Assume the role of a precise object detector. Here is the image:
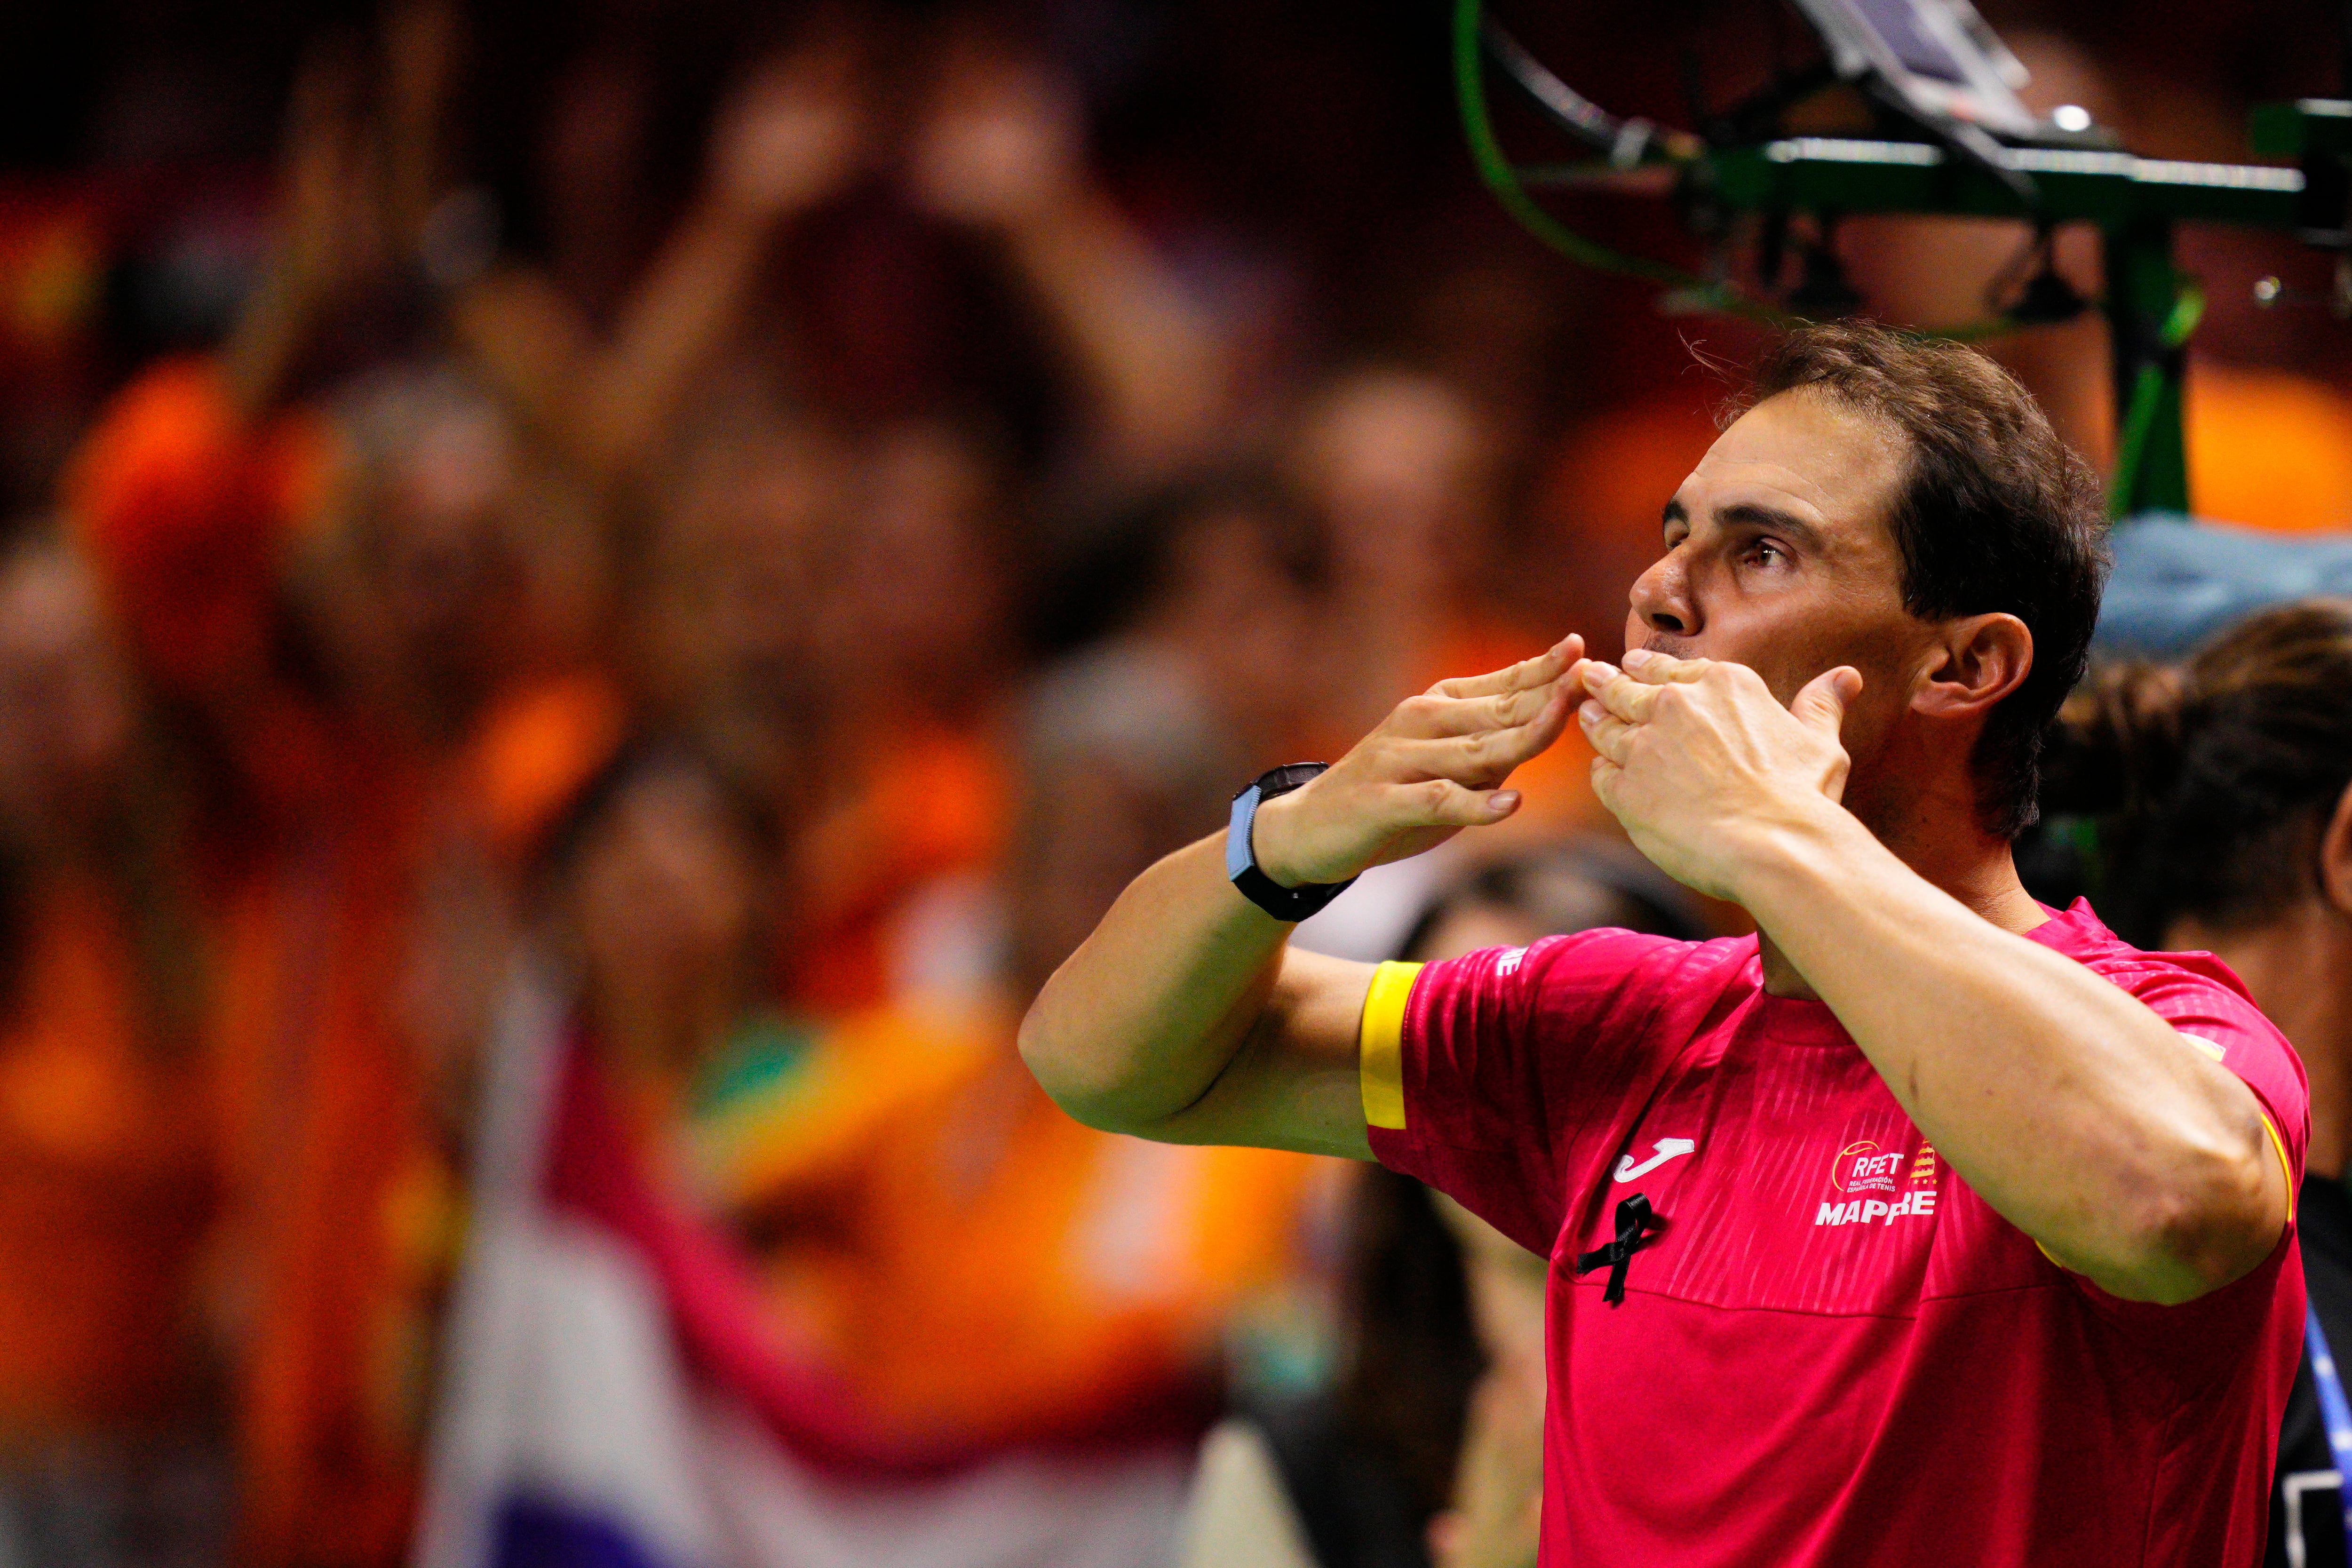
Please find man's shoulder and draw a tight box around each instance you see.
[2028,898,2266,1008]
[1463,925,1755,999]
[1408,928,1759,1058]
[2028,900,2306,1137]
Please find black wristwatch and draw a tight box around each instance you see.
[1227,764,1357,922]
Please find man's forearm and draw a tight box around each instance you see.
[1022,638,1576,1157]
[1020,833,1292,1131]
[1737,807,2283,1302]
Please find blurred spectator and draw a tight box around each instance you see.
[179,362,617,1568]
[536,690,1318,1563]
[306,363,607,753]
[0,531,225,1568]
[1292,368,1596,830]
[634,414,845,794]
[1025,465,1336,893]
[1294,368,1505,738]
[625,399,1017,1020]
[556,741,779,1107]
[779,416,1017,1016]
[905,31,1234,483]
[61,95,621,1561]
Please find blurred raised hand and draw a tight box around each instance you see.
[908,39,1229,478]
[227,32,389,417]
[576,39,869,482]
[382,0,462,254]
[708,44,867,228]
[906,51,1084,232]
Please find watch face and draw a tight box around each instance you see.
[1258,762,1331,799]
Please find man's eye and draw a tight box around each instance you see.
[1745,541,1787,567]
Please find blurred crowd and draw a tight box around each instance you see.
[2,1,2352,1567]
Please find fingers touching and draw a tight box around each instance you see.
[1620,646,1712,684]
[1398,633,1583,748]
[1262,633,1588,885]
[1376,632,1583,815]
[1575,654,1863,762]
[1429,634,1583,701]
[1393,696,1571,787]
[1574,656,1677,742]
[1391,680,1565,741]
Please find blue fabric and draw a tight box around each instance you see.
[2306,1306,2352,1544]
[2096,514,2352,657]
[494,1495,675,1568]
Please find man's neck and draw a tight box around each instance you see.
[1756,821,2043,1000]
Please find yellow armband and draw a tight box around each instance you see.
[1359,961,1422,1132]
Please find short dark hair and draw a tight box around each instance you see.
[1735,321,2109,838]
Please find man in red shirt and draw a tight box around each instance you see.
[1020,320,2307,1565]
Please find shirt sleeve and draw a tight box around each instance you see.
[2130,956,2310,1194]
[2048,953,2312,1369]
[1360,930,1723,1256]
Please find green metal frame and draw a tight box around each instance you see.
[1711,138,2260,512]
[1456,0,2327,517]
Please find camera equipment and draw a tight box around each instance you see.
[1459,0,2352,520]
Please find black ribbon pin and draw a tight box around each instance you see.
[1575,1193,1665,1306]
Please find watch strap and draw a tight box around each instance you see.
[1227,764,1356,922]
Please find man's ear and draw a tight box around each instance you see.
[2320,779,2352,921]
[1912,612,2033,721]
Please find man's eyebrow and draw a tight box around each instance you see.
[1660,496,1829,550]
[1716,501,1827,549]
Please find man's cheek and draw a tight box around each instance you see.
[1741,655,1811,709]
[1834,688,1901,765]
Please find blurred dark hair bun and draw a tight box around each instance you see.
[2048,597,2352,944]
[2039,661,2188,820]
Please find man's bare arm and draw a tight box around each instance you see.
[1581,649,2288,1306]
[1019,836,1375,1158]
[1019,637,1584,1158]
[1741,819,2285,1305]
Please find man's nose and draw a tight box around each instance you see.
[1629,553,1696,637]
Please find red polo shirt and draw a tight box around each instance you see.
[1362,900,2306,1566]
